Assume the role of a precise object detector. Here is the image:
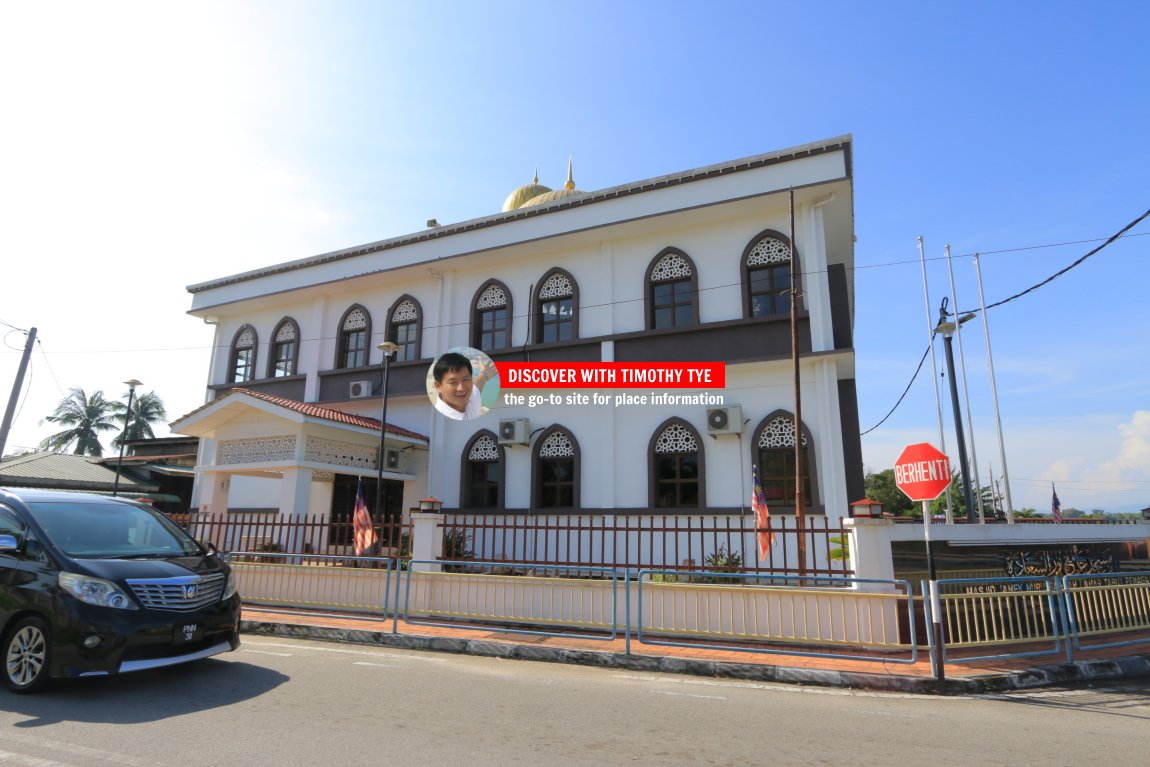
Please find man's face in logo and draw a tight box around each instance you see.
[434,366,474,413]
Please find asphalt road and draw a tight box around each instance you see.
[1,636,1148,766]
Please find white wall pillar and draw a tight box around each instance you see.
[196,470,231,515]
[843,517,895,585]
[812,358,848,520]
[410,512,445,572]
[279,468,314,518]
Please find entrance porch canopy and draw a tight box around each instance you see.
[170,388,428,516]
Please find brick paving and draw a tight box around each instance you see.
[240,607,1150,694]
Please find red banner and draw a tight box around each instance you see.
[496,362,725,389]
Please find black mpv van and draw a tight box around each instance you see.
[0,488,240,693]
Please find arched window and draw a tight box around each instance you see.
[268,318,299,378]
[229,325,257,383]
[649,418,704,509]
[534,268,577,343]
[743,231,794,318]
[532,426,579,510]
[336,305,371,369]
[387,296,422,362]
[472,280,512,352]
[752,412,817,509]
[461,431,504,509]
[646,248,698,330]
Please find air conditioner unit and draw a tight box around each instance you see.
[349,380,373,399]
[498,418,530,446]
[705,404,743,435]
[384,448,402,471]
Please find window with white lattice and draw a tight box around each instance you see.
[387,296,422,362]
[472,280,512,352]
[647,248,698,330]
[651,419,703,508]
[462,431,503,509]
[534,268,577,343]
[753,412,814,508]
[230,325,257,383]
[269,318,299,377]
[337,305,371,369]
[744,231,794,318]
[533,426,579,509]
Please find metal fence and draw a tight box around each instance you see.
[440,513,852,577]
[184,512,411,558]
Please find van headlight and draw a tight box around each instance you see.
[222,570,237,601]
[59,572,139,610]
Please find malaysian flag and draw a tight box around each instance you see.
[353,479,377,556]
[1051,483,1063,524]
[752,464,776,560]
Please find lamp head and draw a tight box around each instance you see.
[123,378,142,390]
[377,341,400,358]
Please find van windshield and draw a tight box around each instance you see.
[28,500,203,559]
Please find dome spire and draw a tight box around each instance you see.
[565,155,575,190]
[533,165,540,185]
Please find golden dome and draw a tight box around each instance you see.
[502,167,553,212]
[520,156,584,208]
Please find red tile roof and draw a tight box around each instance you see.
[231,389,428,442]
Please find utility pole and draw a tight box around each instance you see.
[0,326,37,459]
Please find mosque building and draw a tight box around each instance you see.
[173,135,862,541]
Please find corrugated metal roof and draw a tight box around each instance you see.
[0,452,150,488]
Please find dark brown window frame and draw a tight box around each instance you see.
[267,317,300,378]
[741,229,797,319]
[229,324,258,383]
[335,304,372,370]
[532,267,579,344]
[385,294,423,362]
[530,424,580,511]
[459,429,505,510]
[471,279,514,352]
[751,409,819,511]
[647,417,706,510]
[645,247,700,330]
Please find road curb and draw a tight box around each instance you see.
[239,619,1150,696]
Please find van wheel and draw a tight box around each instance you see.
[4,617,51,693]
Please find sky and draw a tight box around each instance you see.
[1,1,1147,514]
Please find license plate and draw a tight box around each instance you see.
[173,623,202,644]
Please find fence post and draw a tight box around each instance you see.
[843,517,896,588]
[410,512,445,573]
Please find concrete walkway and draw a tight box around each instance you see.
[240,608,1150,695]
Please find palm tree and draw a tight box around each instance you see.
[39,388,119,456]
[111,390,168,447]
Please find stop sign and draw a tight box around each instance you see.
[894,443,952,502]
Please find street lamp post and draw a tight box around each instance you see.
[933,311,976,522]
[374,342,400,525]
[112,379,142,497]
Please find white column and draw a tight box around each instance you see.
[843,517,895,584]
[802,198,834,352]
[812,358,848,520]
[410,512,445,572]
[278,468,313,518]
[303,296,327,401]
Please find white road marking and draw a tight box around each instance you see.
[353,661,399,669]
[245,639,446,662]
[0,733,160,767]
[0,750,73,767]
[650,690,726,700]
[240,649,293,657]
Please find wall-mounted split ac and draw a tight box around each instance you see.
[349,380,373,399]
[498,418,530,446]
[705,404,743,435]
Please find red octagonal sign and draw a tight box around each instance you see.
[894,443,952,502]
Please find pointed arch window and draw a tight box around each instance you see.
[472,281,512,352]
[534,269,577,343]
[230,325,257,383]
[753,413,815,508]
[650,419,704,509]
[269,318,299,377]
[387,296,422,362]
[337,305,371,369]
[461,431,503,509]
[744,232,793,318]
[647,248,698,330]
[533,427,579,509]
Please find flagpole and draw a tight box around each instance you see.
[973,255,1015,523]
[945,245,984,522]
[919,237,953,523]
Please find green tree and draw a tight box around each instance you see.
[38,388,118,456]
[111,390,167,447]
[862,469,914,516]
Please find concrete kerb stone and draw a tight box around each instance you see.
[238,620,1150,695]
